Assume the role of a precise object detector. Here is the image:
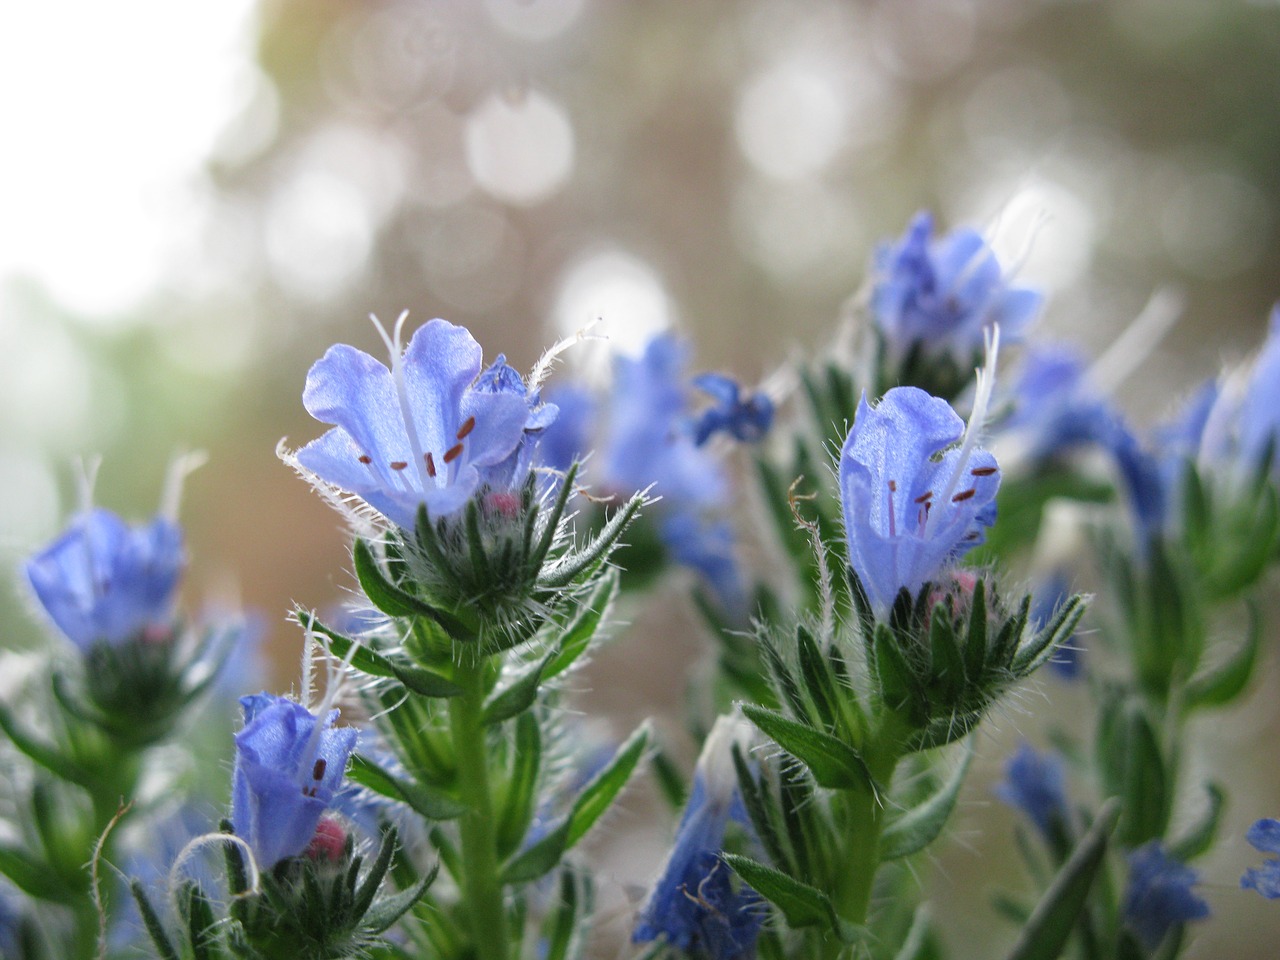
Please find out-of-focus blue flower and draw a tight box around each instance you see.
[634,714,762,960]
[231,693,358,869]
[536,385,596,475]
[661,510,746,615]
[690,374,773,447]
[1030,574,1083,680]
[840,387,1000,615]
[871,211,1042,363]
[994,742,1068,839]
[296,318,535,529]
[602,335,727,508]
[1122,842,1209,950]
[1241,818,1280,899]
[25,508,184,651]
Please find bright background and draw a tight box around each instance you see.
[3,2,1280,956]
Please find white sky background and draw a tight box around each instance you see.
[0,0,258,318]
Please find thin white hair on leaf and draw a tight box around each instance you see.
[160,449,208,523]
[1088,286,1186,397]
[276,439,387,535]
[167,832,262,911]
[528,318,607,393]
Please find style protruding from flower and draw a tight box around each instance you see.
[690,373,774,447]
[839,356,1001,616]
[231,692,358,870]
[1241,818,1280,899]
[26,508,184,652]
[634,713,762,960]
[295,315,548,530]
[994,742,1069,840]
[1122,842,1209,951]
[870,211,1041,365]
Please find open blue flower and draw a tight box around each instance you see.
[634,715,762,960]
[1122,842,1209,950]
[871,211,1042,363]
[25,508,184,651]
[690,373,773,447]
[231,693,358,869]
[296,318,536,529]
[1241,818,1280,899]
[994,742,1068,839]
[839,386,1000,615]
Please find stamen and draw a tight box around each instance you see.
[370,310,431,495]
[887,480,897,538]
[443,443,464,464]
[951,489,977,503]
[358,455,372,465]
[390,461,408,471]
[312,758,326,781]
[914,491,933,503]
[425,452,437,478]
[970,466,997,476]
[456,416,476,440]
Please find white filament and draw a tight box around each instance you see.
[371,311,432,496]
[1087,287,1185,397]
[159,450,208,523]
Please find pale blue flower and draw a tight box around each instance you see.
[1123,842,1209,950]
[472,353,558,491]
[690,374,773,446]
[839,387,1000,615]
[536,384,596,475]
[1241,818,1280,899]
[994,742,1068,838]
[231,693,358,869]
[661,510,746,615]
[871,211,1042,363]
[297,318,535,529]
[25,508,183,651]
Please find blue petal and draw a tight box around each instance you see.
[1247,818,1280,854]
[1123,842,1209,950]
[993,742,1068,838]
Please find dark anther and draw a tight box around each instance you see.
[456,416,476,440]
[914,491,933,503]
[425,452,437,477]
[312,758,326,781]
[888,479,897,492]
[443,443,464,463]
[390,461,408,471]
[970,466,997,476]
[951,489,977,503]
[358,454,372,464]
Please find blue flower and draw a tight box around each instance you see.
[296,317,536,529]
[471,353,558,491]
[536,384,596,475]
[602,335,727,508]
[1123,842,1209,950]
[231,693,358,869]
[1241,818,1280,899]
[994,742,1068,839]
[690,374,774,447]
[839,386,1000,616]
[661,510,746,615]
[24,508,184,651]
[871,211,1042,363]
[634,715,762,960]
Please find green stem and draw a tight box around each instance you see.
[449,653,508,960]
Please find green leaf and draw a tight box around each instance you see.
[794,624,839,734]
[347,754,467,820]
[483,650,555,726]
[0,703,92,787]
[544,869,591,960]
[537,493,644,589]
[1184,600,1261,710]
[892,904,934,960]
[873,624,926,726]
[543,568,619,680]
[881,740,974,860]
[741,705,874,794]
[363,863,439,934]
[497,713,542,858]
[1119,705,1169,847]
[1003,798,1120,960]
[298,609,462,698]
[1012,595,1088,676]
[928,605,964,702]
[131,880,180,960]
[1168,782,1225,862]
[353,539,471,638]
[502,721,650,883]
[963,579,989,681]
[0,845,77,904]
[721,855,865,944]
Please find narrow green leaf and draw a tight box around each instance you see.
[722,854,865,944]
[531,462,581,571]
[1119,705,1169,847]
[963,579,988,682]
[0,703,92,787]
[742,704,874,794]
[1012,595,1088,676]
[363,863,438,934]
[928,606,964,702]
[497,713,542,858]
[483,650,555,726]
[1003,798,1120,960]
[794,625,839,733]
[1184,600,1261,710]
[873,623,926,725]
[537,493,644,589]
[892,904,933,960]
[544,869,585,960]
[181,882,219,960]
[761,641,808,723]
[881,740,975,860]
[732,747,793,875]
[544,569,619,680]
[1168,783,1225,863]
[353,828,402,920]
[353,539,472,638]
[131,881,180,960]
[347,754,467,820]
[298,609,462,698]
[0,845,76,903]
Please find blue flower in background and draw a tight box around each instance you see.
[1241,818,1280,899]
[25,508,184,651]
[602,334,727,508]
[840,387,1000,615]
[472,353,558,492]
[994,742,1068,839]
[1122,842,1209,950]
[1030,574,1083,680]
[231,693,358,869]
[661,510,747,615]
[871,211,1042,363]
[634,714,762,960]
[536,384,596,476]
[296,317,535,529]
[690,373,773,447]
